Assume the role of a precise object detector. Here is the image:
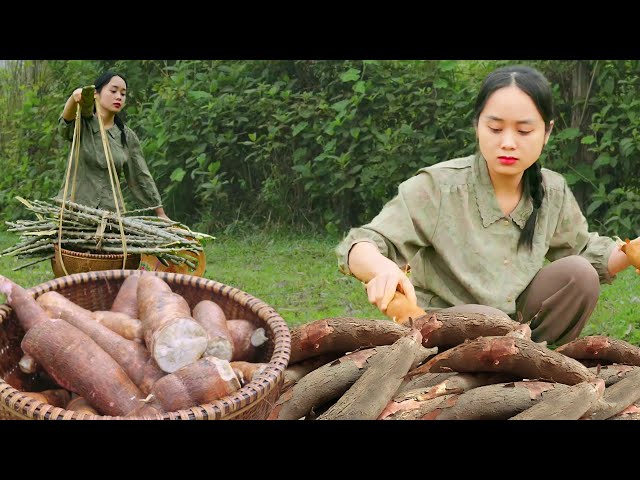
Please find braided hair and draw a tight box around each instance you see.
[93,71,128,148]
[473,65,554,250]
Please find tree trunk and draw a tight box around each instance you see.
[570,60,597,210]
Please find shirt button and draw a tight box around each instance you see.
[503,259,510,265]
[507,297,513,302]
[503,220,510,226]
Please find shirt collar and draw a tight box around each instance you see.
[472,153,533,229]
[89,116,118,139]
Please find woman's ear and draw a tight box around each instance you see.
[544,120,554,145]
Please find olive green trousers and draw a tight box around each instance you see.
[438,255,601,346]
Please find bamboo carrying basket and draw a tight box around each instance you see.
[51,245,141,278]
[0,270,291,420]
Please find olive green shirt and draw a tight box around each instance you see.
[336,154,617,315]
[56,116,162,211]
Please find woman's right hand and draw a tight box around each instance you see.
[71,87,83,104]
[365,267,418,313]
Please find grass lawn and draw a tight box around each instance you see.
[1,229,639,344]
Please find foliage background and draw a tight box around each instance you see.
[2,60,639,240]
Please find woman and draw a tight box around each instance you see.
[336,65,634,345]
[57,71,169,219]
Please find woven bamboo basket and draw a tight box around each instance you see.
[0,270,290,420]
[51,245,141,278]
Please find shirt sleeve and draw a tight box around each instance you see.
[546,180,617,284]
[123,129,163,210]
[57,115,75,142]
[335,171,441,275]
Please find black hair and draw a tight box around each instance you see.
[94,71,128,148]
[473,65,554,250]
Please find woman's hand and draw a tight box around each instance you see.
[365,267,417,313]
[72,87,83,104]
[155,207,171,222]
[347,241,419,313]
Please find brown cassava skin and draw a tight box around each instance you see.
[423,336,595,385]
[192,300,234,361]
[589,364,640,387]
[395,371,519,401]
[270,348,384,420]
[382,394,458,420]
[382,372,518,419]
[37,291,165,395]
[273,343,435,421]
[289,318,410,364]
[36,290,92,318]
[137,274,208,373]
[318,330,424,420]
[110,274,140,318]
[66,396,99,415]
[21,319,147,416]
[581,369,640,420]
[230,361,268,386]
[384,381,570,420]
[609,401,640,420]
[412,312,528,349]
[428,381,570,420]
[92,311,143,343]
[23,389,71,408]
[282,353,343,391]
[509,379,605,420]
[150,356,241,412]
[556,336,640,366]
[227,319,268,362]
[0,275,50,330]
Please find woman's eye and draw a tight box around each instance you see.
[489,127,502,133]
[519,131,532,135]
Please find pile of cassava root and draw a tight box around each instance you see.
[0,273,269,417]
[269,314,640,420]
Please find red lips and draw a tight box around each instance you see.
[498,156,517,166]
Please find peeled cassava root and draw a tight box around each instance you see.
[136,273,208,373]
[192,300,234,361]
[621,238,640,274]
[277,312,640,420]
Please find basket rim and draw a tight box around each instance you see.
[54,244,140,260]
[0,269,291,420]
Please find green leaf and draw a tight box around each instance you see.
[248,133,257,142]
[353,81,366,94]
[188,91,213,101]
[581,135,596,145]
[438,60,457,71]
[586,200,603,216]
[593,154,611,169]
[292,122,308,137]
[556,128,581,140]
[620,138,635,157]
[170,167,186,182]
[564,173,578,186]
[434,79,449,89]
[340,68,361,82]
[331,99,350,112]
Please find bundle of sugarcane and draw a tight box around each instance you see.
[0,197,214,271]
